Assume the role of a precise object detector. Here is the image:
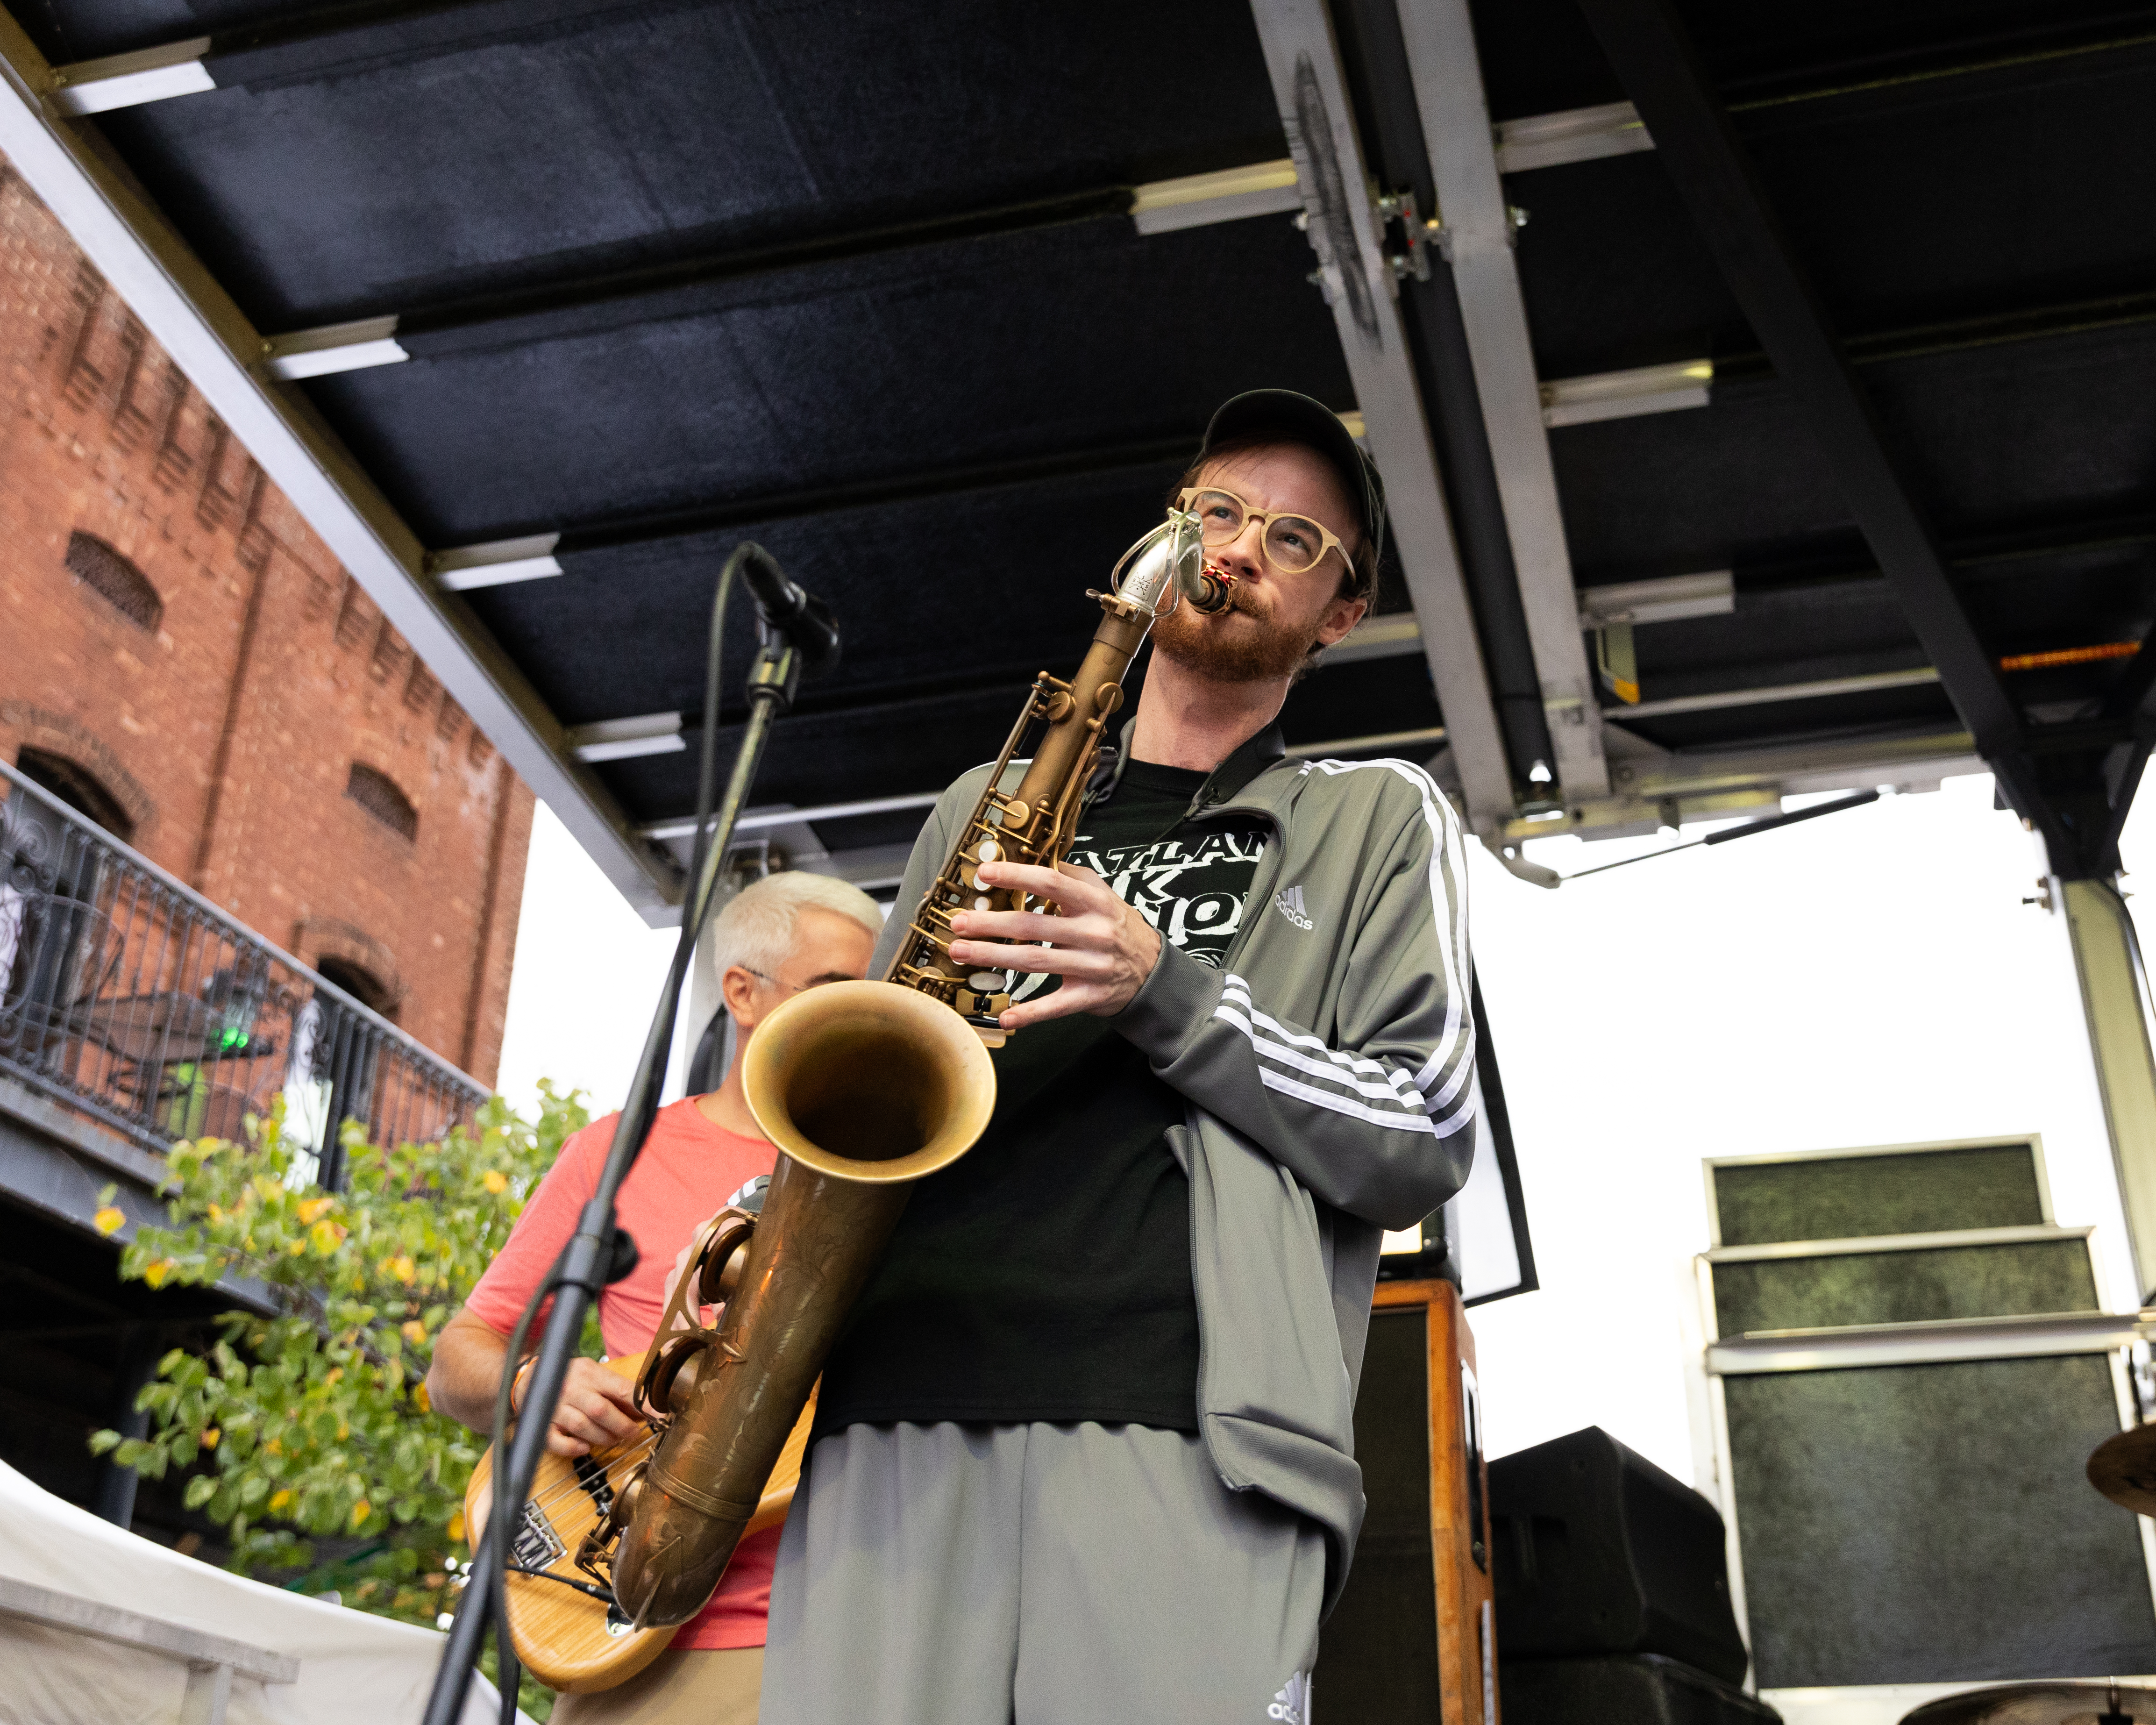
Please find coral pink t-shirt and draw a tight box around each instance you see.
[464,1097,780,1649]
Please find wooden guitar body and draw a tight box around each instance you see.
[463,1353,815,1695]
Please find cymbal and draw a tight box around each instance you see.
[2090,1423,2156,1516]
[1903,1685,2156,1725]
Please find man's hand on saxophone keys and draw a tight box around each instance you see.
[947,860,1163,1030]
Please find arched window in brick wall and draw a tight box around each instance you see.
[64,532,162,632]
[15,746,136,844]
[316,955,397,1019]
[345,763,417,841]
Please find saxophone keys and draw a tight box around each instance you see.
[1043,691,1074,722]
[1094,684,1124,715]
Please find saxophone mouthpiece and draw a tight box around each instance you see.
[1187,562,1238,615]
[1112,509,1206,617]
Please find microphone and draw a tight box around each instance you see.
[742,551,842,675]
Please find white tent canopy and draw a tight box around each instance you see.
[0,1461,519,1725]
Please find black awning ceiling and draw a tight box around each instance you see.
[17,0,2156,892]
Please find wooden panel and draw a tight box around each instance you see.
[1316,1279,1498,1725]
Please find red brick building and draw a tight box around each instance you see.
[0,155,533,1085]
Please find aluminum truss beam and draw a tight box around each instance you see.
[0,4,682,921]
[1574,0,2070,865]
[1395,0,1609,803]
[1245,0,1515,832]
[2060,878,2156,1303]
[1522,726,1985,848]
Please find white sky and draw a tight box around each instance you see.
[496,769,2156,1485]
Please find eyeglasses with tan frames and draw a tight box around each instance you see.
[1176,486,1352,577]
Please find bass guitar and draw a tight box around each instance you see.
[464,1354,813,1694]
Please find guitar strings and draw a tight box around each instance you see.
[518,1429,662,1521]
[493,1430,660,1541]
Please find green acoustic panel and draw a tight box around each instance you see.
[1712,1240,2098,1336]
[1713,1146,2043,1247]
[1724,1355,2154,1687]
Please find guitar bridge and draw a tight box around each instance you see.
[512,1500,567,1571]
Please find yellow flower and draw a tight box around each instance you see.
[92,1207,124,1236]
[401,1320,427,1347]
[264,1437,281,1456]
[389,1255,416,1284]
[143,1259,173,1289]
[298,1197,334,1225]
[482,1169,507,1195]
[269,1489,293,1512]
[310,1219,343,1255]
[446,1509,465,1543]
[413,1382,432,1414]
[287,1237,307,1256]
[350,1498,372,1528]
[324,1367,344,1385]
[200,1428,219,1449]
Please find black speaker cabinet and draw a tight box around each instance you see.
[1499,1654,1779,1725]
[1316,1279,1498,1725]
[1489,1427,1748,1683]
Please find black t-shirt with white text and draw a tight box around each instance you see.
[814,758,1267,1435]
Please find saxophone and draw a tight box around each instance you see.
[603,507,1217,1629]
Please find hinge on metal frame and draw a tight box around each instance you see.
[1374,188,1437,283]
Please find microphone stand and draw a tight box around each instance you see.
[423,550,813,1725]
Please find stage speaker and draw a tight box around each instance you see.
[1489,1427,1747,1683]
[1315,1279,1496,1725]
[1719,1350,2156,1685]
[1701,1138,2156,1689]
[1499,1654,1779,1725]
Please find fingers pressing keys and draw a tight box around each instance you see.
[946,860,1163,1031]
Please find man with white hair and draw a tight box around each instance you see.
[428,869,881,1725]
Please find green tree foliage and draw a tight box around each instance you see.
[92,1083,591,1669]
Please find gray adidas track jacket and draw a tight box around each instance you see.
[868,722,1477,1613]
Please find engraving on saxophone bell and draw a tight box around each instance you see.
[605,508,1196,1629]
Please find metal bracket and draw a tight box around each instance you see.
[1375,187,1436,282]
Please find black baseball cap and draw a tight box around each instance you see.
[1199,389,1388,577]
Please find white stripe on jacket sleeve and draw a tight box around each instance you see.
[1203,756,1473,1136]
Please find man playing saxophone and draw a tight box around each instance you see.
[760,390,1478,1725]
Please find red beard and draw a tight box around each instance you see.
[1150,581,1320,683]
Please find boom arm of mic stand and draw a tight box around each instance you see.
[421,641,802,1725]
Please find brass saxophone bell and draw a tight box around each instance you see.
[609,984,998,1629]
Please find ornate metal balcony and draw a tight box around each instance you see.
[0,757,488,1184]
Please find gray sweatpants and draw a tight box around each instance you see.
[758,1421,1325,1725]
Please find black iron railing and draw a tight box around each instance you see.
[0,757,489,1183]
